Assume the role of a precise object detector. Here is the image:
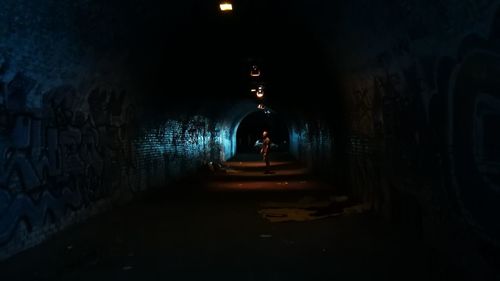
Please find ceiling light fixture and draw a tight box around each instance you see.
[219,2,233,11]
[250,65,261,77]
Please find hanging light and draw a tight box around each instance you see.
[219,2,233,11]
[250,65,261,77]
[255,85,264,98]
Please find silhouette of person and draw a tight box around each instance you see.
[260,131,272,174]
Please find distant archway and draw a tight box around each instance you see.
[236,110,289,154]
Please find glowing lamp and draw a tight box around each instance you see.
[257,104,265,110]
[250,65,261,77]
[220,3,233,11]
[256,91,264,98]
[251,89,257,92]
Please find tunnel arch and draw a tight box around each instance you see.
[211,100,305,160]
[235,109,290,154]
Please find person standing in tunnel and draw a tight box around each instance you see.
[260,131,272,174]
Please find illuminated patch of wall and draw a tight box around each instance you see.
[133,115,232,189]
[218,124,233,161]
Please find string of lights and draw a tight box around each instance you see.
[219,1,270,114]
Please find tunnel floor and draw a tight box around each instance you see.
[0,154,433,281]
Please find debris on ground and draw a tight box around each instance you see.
[343,203,371,215]
[202,161,228,174]
[258,196,370,223]
[258,207,342,222]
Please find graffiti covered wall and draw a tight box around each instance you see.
[0,74,229,260]
[0,0,230,260]
[301,0,500,277]
[289,118,334,179]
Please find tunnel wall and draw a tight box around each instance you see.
[296,0,500,277]
[289,117,334,179]
[0,0,231,260]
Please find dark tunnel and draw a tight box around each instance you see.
[0,0,500,280]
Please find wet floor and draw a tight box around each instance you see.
[0,155,433,281]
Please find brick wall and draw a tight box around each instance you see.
[0,108,231,261]
[133,116,230,191]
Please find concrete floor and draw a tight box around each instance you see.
[0,155,433,281]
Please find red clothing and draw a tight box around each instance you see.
[261,137,271,155]
[261,137,271,172]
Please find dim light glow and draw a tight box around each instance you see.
[251,71,261,77]
[250,66,261,77]
[251,89,257,92]
[220,3,233,11]
[258,104,265,110]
